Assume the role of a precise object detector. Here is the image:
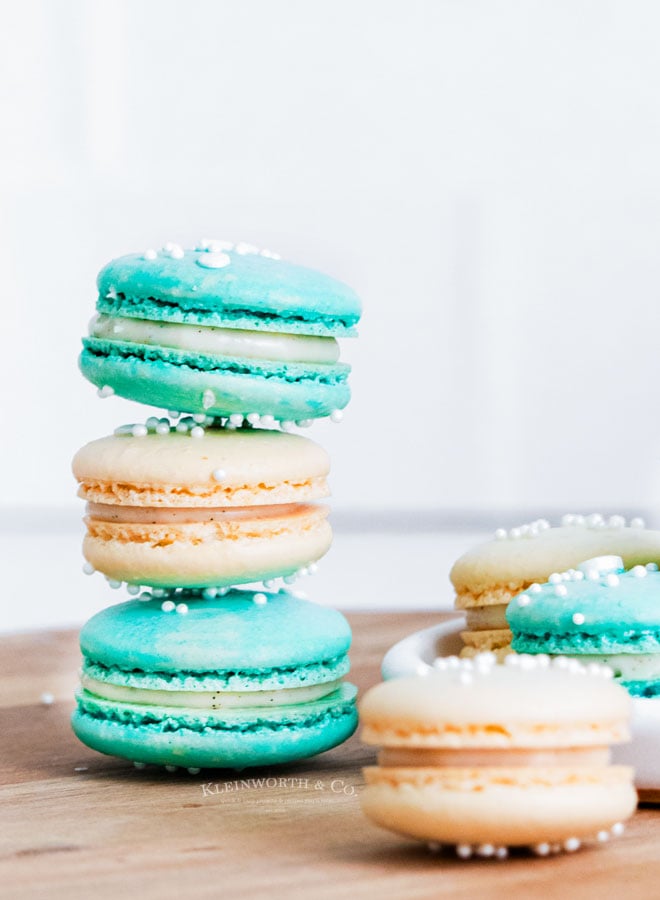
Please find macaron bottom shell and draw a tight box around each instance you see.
[71,684,358,769]
[80,341,351,421]
[361,765,637,846]
[81,509,332,588]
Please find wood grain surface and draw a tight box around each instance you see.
[1,612,659,900]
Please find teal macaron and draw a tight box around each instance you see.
[80,241,361,423]
[507,557,660,697]
[71,589,358,769]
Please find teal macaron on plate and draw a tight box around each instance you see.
[71,589,358,770]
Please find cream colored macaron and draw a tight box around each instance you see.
[360,654,636,856]
[72,428,332,588]
[451,514,660,656]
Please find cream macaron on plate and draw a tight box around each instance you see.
[72,426,332,589]
[362,655,636,856]
[382,617,660,799]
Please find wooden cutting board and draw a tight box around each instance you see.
[1,612,659,899]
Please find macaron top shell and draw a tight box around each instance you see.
[451,523,660,597]
[360,665,631,748]
[97,249,362,337]
[80,590,352,675]
[72,429,330,507]
[507,566,660,636]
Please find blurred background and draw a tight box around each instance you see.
[3,0,660,627]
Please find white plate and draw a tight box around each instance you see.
[381,615,660,795]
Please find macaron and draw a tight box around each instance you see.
[72,427,332,588]
[80,242,361,423]
[71,589,358,769]
[450,514,660,657]
[507,556,660,697]
[360,654,636,855]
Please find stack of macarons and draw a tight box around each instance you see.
[450,514,660,658]
[71,240,361,770]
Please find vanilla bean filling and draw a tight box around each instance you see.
[86,501,318,525]
[377,746,611,768]
[90,314,340,364]
[81,675,343,710]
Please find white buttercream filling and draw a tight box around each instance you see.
[576,653,660,680]
[81,675,342,709]
[378,746,611,768]
[90,314,340,364]
[86,501,314,525]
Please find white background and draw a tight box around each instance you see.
[3,1,660,627]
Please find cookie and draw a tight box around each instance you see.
[72,427,331,588]
[508,556,660,697]
[80,242,361,423]
[450,514,660,656]
[71,589,358,769]
[360,654,636,855]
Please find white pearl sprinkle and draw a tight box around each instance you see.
[260,249,281,259]
[176,603,188,615]
[156,422,170,435]
[611,822,625,837]
[263,580,276,590]
[165,765,178,773]
[494,528,507,540]
[133,761,147,769]
[190,426,205,439]
[127,585,140,596]
[138,592,152,602]
[202,587,218,599]
[572,613,586,626]
[586,513,604,528]
[212,468,227,483]
[647,562,659,572]
[564,837,580,852]
[597,830,610,842]
[229,414,244,427]
[296,419,313,428]
[456,844,473,859]
[495,846,508,859]
[632,565,647,578]
[573,514,586,525]
[260,414,276,428]
[476,844,494,857]
[97,385,115,398]
[281,420,295,432]
[152,589,166,598]
[630,517,646,529]
[330,409,344,423]
[555,584,568,597]
[176,422,190,434]
[517,595,531,607]
[605,574,620,587]
[548,573,562,584]
[533,843,550,856]
[561,514,575,526]
[131,424,148,438]
[168,410,180,418]
[307,563,319,575]
[529,583,542,594]
[196,252,230,269]
[107,579,122,589]
[187,767,201,775]
[608,515,626,529]
[246,413,261,425]
[40,692,54,706]
[416,663,432,676]
[82,562,95,575]
[163,243,184,259]
[161,600,175,612]
[509,527,522,540]
[143,248,158,260]
[253,593,268,606]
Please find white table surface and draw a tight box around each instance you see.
[0,520,488,633]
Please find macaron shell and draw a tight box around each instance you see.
[359,669,631,748]
[81,506,332,587]
[73,429,330,506]
[361,765,637,845]
[451,525,660,606]
[80,341,351,420]
[72,684,358,769]
[97,249,362,337]
[80,591,352,674]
